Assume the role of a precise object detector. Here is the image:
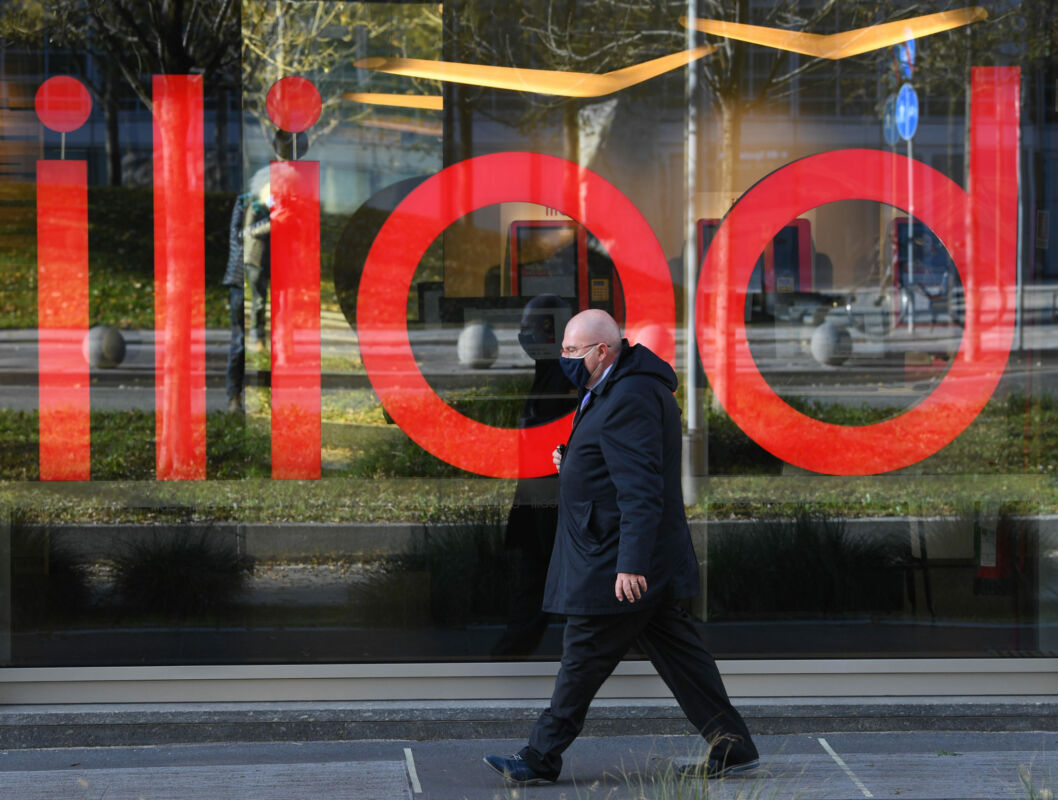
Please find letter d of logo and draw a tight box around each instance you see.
[696,67,1019,476]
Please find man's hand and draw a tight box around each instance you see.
[615,573,647,603]
[552,445,564,471]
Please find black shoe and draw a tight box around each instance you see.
[675,754,759,779]
[482,753,556,785]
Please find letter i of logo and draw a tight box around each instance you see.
[153,75,206,480]
[35,76,92,481]
[266,77,322,480]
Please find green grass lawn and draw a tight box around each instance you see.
[0,182,346,330]
[3,384,1058,523]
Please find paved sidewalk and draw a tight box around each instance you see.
[4,698,1058,750]
[1,730,1056,799]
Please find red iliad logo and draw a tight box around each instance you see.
[33,68,1019,480]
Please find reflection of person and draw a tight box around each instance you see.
[222,191,251,412]
[484,309,758,786]
[243,182,272,351]
[222,171,272,413]
[492,295,576,657]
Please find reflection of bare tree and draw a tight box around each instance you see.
[696,0,842,209]
[0,0,239,187]
[443,0,689,163]
[853,1,1056,104]
[240,1,442,153]
[443,0,850,203]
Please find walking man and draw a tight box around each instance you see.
[484,309,758,785]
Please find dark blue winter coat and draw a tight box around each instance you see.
[541,341,700,615]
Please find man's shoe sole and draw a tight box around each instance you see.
[676,758,760,779]
[713,758,759,777]
[481,756,555,786]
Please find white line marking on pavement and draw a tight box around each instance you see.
[818,737,874,798]
[404,747,422,794]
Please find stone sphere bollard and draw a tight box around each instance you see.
[83,325,127,369]
[457,322,498,369]
[810,321,852,367]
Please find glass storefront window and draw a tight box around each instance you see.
[0,1,1055,669]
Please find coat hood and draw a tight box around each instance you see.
[596,339,677,395]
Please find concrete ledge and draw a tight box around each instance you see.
[1,697,1056,749]
[4,659,1057,704]
[27,515,1058,562]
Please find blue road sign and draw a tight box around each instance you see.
[883,93,899,146]
[895,83,918,140]
[895,39,915,79]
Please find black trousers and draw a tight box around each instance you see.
[519,601,756,779]
[225,285,245,401]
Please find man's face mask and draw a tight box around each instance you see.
[559,343,601,389]
[518,327,559,360]
[518,308,562,360]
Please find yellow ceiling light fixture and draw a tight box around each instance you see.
[361,117,443,137]
[343,92,443,111]
[352,44,716,98]
[680,7,987,60]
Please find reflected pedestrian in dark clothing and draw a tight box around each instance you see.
[242,190,272,349]
[222,192,250,412]
[485,309,758,786]
[492,295,576,657]
[222,176,272,412]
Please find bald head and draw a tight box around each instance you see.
[564,309,621,349]
[561,309,622,389]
